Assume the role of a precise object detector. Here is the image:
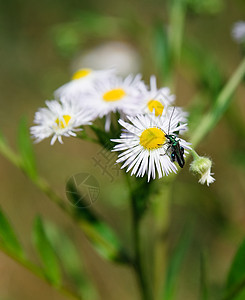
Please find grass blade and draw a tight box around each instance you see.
[0,206,24,259]
[32,216,62,286]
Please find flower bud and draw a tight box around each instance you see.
[190,154,215,186]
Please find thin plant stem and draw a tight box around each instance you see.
[0,244,81,300]
[32,177,122,260]
[131,198,152,300]
[191,56,245,148]
[0,136,22,167]
[152,181,172,300]
[0,140,122,267]
[126,175,153,300]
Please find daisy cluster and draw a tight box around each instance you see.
[31,68,191,180]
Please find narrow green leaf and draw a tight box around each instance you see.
[32,216,61,286]
[200,251,208,300]
[162,224,192,300]
[66,178,129,263]
[0,207,24,258]
[43,221,97,299]
[224,238,245,300]
[18,117,37,179]
[153,22,171,81]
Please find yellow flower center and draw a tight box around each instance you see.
[140,127,166,150]
[103,88,126,102]
[72,68,92,80]
[147,99,164,116]
[55,115,71,129]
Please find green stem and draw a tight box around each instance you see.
[126,176,153,300]
[33,177,122,261]
[132,199,153,300]
[190,149,200,160]
[152,181,172,300]
[132,199,150,300]
[0,244,81,300]
[191,56,245,148]
[0,140,122,267]
[0,136,22,167]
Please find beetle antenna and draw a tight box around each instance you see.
[168,106,175,134]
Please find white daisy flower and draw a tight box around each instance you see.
[137,76,188,127]
[140,75,175,116]
[84,74,145,131]
[232,21,245,44]
[111,113,191,181]
[54,68,114,100]
[31,99,93,145]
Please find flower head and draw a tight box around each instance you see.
[140,76,175,116]
[136,76,188,127]
[31,99,93,145]
[190,153,215,186]
[84,74,145,130]
[232,21,245,44]
[111,113,191,181]
[54,68,114,100]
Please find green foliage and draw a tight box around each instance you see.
[18,117,37,180]
[185,0,223,14]
[0,207,24,259]
[43,220,97,299]
[224,238,245,300]
[162,225,192,300]
[66,178,129,263]
[32,216,62,286]
[153,23,171,82]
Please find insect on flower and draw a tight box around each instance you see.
[111,111,190,181]
[159,107,185,168]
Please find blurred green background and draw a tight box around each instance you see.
[0,0,245,299]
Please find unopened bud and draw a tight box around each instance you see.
[190,152,215,186]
